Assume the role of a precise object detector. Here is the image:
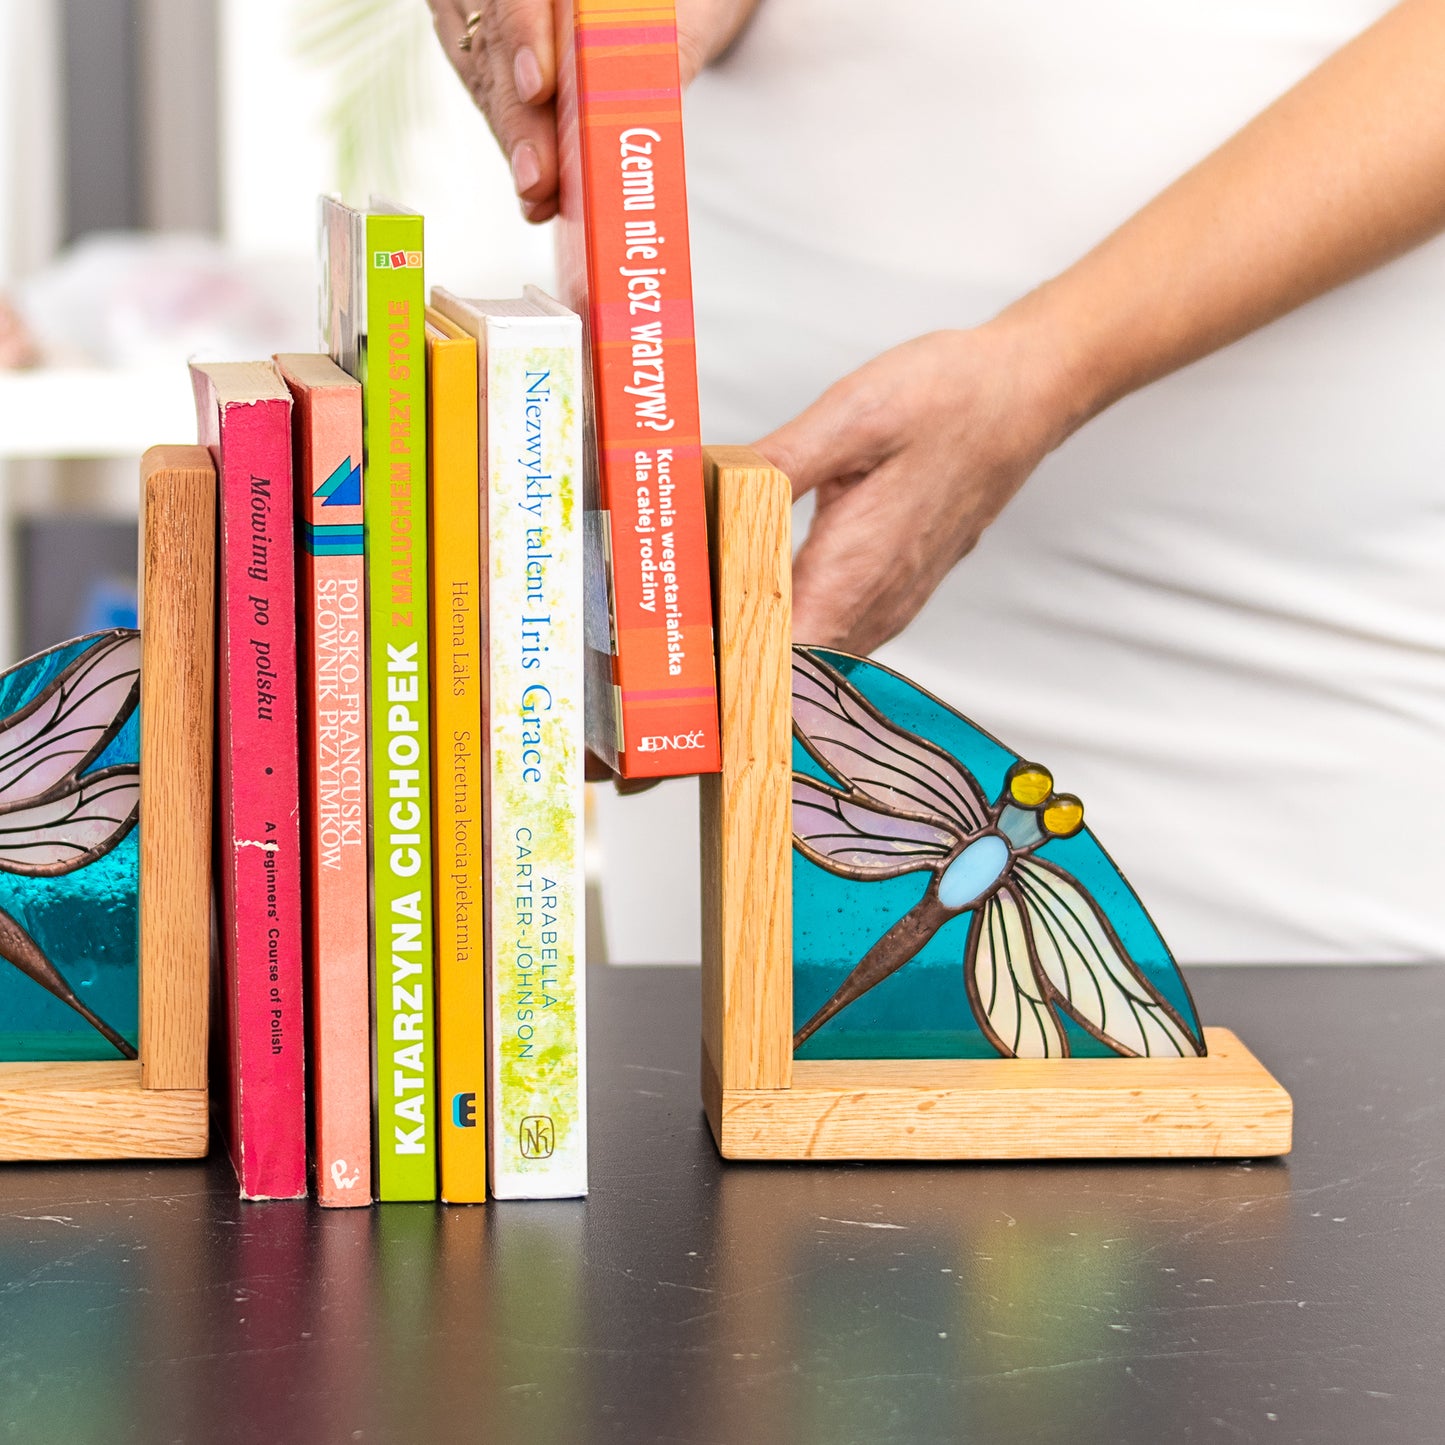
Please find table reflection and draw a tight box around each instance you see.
[697,1158,1292,1444]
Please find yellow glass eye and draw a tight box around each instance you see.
[1008,764,1053,808]
[1042,794,1085,838]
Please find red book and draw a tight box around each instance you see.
[555,0,721,778]
[275,353,372,1207]
[191,360,307,1201]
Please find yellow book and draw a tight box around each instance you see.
[426,309,486,1202]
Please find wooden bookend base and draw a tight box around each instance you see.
[704,1029,1292,1161]
[697,446,1293,1164]
[0,1061,209,1160]
[0,446,213,1162]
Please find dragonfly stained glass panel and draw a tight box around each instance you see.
[0,630,141,1062]
[791,647,1204,1062]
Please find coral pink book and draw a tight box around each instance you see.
[554,0,721,779]
[191,359,307,1201]
[276,353,372,1207]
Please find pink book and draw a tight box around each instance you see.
[191,360,307,1201]
[275,353,372,1207]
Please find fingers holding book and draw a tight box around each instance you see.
[428,0,560,222]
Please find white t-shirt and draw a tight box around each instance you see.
[597,0,1445,964]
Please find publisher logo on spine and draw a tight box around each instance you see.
[519,1115,555,1159]
[636,730,707,754]
[373,250,423,269]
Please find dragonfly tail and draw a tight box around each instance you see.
[0,905,138,1060]
[794,890,954,1051]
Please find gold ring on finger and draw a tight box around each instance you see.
[459,10,483,51]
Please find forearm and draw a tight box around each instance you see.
[1008,0,1445,443]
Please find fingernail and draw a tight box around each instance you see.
[512,142,541,195]
[514,46,544,103]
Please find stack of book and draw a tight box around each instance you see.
[167,1,719,1205]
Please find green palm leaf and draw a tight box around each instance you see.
[293,0,435,198]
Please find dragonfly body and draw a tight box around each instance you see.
[936,832,1012,911]
[790,647,1205,1060]
[795,813,1040,1048]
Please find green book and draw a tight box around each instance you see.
[320,197,436,1200]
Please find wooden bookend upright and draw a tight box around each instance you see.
[0,446,213,1161]
[698,446,1292,1162]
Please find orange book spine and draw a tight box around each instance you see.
[425,312,486,1202]
[556,0,721,778]
[278,354,373,1207]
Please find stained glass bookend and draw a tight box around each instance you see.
[698,447,1292,1162]
[0,630,142,1064]
[0,445,213,1161]
[791,647,1203,1063]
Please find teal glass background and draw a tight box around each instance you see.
[792,649,1200,1060]
[0,637,140,1061]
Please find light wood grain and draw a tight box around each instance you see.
[715,1028,1292,1160]
[139,446,215,1091]
[0,1061,207,1160]
[693,446,1291,1163]
[699,447,793,1094]
[0,449,214,1162]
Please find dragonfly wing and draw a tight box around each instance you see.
[1013,856,1204,1057]
[0,764,139,876]
[963,884,1067,1058]
[0,631,140,806]
[794,773,960,880]
[792,648,990,836]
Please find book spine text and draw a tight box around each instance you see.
[287,369,373,1206]
[556,0,720,778]
[364,215,437,1200]
[487,320,588,1198]
[427,319,487,1202]
[209,391,307,1200]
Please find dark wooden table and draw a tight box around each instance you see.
[1,965,1440,1445]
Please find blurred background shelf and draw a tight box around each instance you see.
[0,366,195,464]
[0,0,548,657]
[0,0,638,961]
[0,363,187,661]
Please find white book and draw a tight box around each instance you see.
[431,286,587,1199]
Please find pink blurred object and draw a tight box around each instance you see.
[0,299,40,369]
[10,233,314,367]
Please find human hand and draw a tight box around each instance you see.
[756,323,1079,656]
[428,0,761,223]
